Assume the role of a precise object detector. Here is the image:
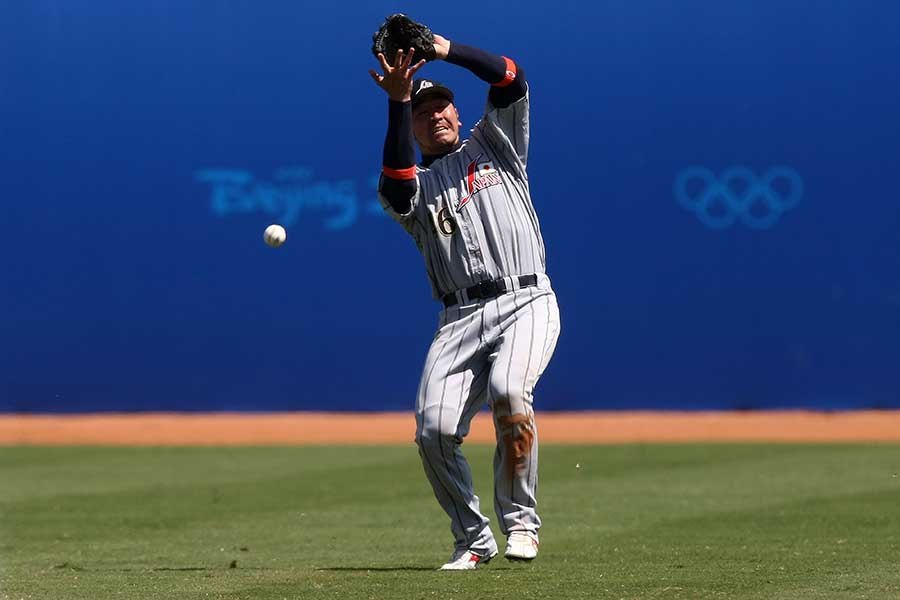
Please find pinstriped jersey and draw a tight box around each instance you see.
[378,89,546,300]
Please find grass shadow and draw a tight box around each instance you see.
[315,566,436,572]
[316,565,517,572]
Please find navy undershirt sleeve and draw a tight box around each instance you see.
[446,42,528,108]
[488,65,527,108]
[381,99,417,214]
[384,99,416,168]
[446,42,507,83]
[381,177,416,214]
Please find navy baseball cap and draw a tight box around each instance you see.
[411,78,454,109]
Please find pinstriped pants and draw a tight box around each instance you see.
[415,274,560,554]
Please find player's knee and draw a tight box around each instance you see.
[489,388,530,413]
[416,424,462,454]
[494,409,536,476]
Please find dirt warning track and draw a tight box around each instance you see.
[1,411,899,445]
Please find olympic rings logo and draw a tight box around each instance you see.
[674,167,803,230]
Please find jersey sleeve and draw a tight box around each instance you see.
[477,85,530,169]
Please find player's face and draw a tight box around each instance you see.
[412,98,461,155]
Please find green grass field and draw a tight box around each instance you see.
[1,444,898,599]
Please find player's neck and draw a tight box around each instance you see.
[420,153,442,167]
[420,141,462,167]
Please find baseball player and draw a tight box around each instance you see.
[369,31,561,570]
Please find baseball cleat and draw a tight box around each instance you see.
[439,548,498,571]
[505,532,539,561]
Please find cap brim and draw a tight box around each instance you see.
[412,86,454,109]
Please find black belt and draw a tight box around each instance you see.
[442,274,538,308]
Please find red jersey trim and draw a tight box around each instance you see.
[382,165,417,180]
[493,57,517,88]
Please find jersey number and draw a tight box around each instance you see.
[436,207,457,236]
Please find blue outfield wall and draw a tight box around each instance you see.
[1,2,899,412]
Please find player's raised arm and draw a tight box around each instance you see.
[432,34,530,166]
[369,49,426,216]
[432,34,527,109]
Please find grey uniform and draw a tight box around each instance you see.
[379,89,561,556]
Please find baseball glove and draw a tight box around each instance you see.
[371,14,437,62]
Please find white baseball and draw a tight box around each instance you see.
[263,224,286,248]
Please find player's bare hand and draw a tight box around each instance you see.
[368,48,426,103]
[433,35,450,60]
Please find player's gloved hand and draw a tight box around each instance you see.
[368,48,426,103]
[372,14,437,62]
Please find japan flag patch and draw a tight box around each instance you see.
[458,157,503,212]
